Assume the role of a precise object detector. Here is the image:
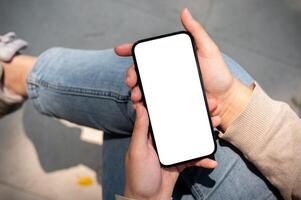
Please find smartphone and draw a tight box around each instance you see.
[132,31,216,166]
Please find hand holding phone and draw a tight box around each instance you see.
[116,9,242,132]
[124,104,218,200]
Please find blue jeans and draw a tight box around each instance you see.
[27,48,282,200]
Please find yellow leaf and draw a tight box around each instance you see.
[77,176,94,186]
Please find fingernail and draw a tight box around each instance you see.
[211,160,218,167]
[184,8,193,20]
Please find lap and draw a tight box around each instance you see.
[29,47,281,199]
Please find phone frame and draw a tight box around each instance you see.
[132,31,216,167]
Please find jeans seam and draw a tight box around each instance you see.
[32,79,130,103]
[119,104,134,127]
[192,186,204,200]
[28,77,134,131]
[27,82,44,114]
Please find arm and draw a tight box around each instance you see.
[219,83,301,200]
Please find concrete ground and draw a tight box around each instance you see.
[0,0,301,199]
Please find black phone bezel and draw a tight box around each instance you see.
[131,31,217,167]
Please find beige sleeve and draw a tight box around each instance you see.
[219,84,301,200]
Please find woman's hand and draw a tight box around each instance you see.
[124,104,219,200]
[115,8,252,131]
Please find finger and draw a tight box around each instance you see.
[147,132,154,146]
[125,65,137,88]
[211,116,221,128]
[207,98,218,114]
[131,101,141,110]
[211,103,222,117]
[176,158,217,173]
[207,95,222,117]
[130,104,149,148]
[131,86,142,103]
[115,43,133,57]
[180,8,218,57]
[191,158,218,169]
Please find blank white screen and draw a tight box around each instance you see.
[134,33,215,165]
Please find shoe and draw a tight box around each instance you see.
[0,63,25,118]
[0,32,27,118]
[0,32,28,62]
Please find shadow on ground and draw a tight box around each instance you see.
[22,102,102,183]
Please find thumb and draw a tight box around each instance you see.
[131,104,149,148]
[180,8,218,57]
[114,43,133,57]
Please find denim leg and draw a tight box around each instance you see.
[27,48,281,200]
[27,47,135,136]
[180,140,282,200]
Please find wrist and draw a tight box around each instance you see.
[219,79,253,131]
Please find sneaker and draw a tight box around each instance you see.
[0,32,28,118]
[0,32,28,62]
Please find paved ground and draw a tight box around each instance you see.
[0,0,301,199]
